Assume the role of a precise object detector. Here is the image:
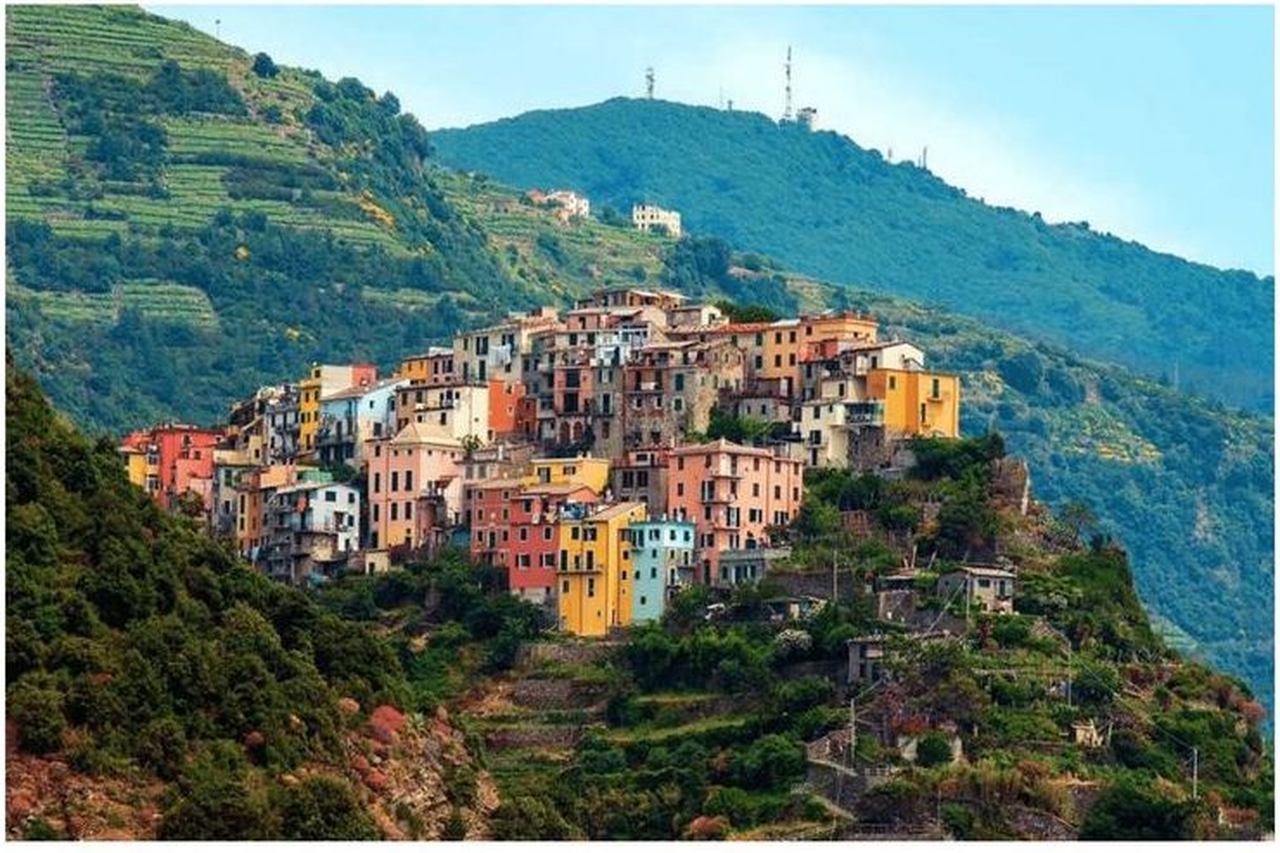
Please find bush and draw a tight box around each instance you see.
[251,53,279,79]
[276,775,377,840]
[136,717,188,780]
[916,732,953,767]
[8,681,66,754]
[1079,777,1194,840]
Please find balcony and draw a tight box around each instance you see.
[845,401,885,427]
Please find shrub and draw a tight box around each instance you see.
[8,680,66,754]
[916,732,954,767]
[1079,777,1194,840]
[276,775,377,840]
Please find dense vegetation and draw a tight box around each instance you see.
[432,97,1274,411]
[4,4,540,433]
[477,437,1271,840]
[5,364,547,839]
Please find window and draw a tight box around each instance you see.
[405,501,413,519]
[373,505,380,522]
[562,580,570,594]
[888,375,896,391]
[676,483,685,497]
[325,490,336,502]
[587,578,595,597]
[932,377,941,398]
[390,503,399,521]
[390,471,399,492]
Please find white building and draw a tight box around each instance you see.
[261,481,361,585]
[632,203,683,238]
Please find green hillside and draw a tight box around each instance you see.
[431,98,1274,412]
[782,274,1273,715]
[3,4,1271,714]
[3,4,573,431]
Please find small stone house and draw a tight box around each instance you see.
[937,564,1016,614]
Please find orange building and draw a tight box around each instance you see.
[395,347,456,385]
[865,368,961,438]
[666,439,804,584]
[488,377,525,436]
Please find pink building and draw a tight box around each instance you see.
[366,422,465,551]
[666,439,804,584]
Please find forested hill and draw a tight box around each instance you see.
[4,4,550,433]
[431,97,1274,412]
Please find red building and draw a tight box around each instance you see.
[469,478,599,604]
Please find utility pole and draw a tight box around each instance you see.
[783,46,793,121]
[645,67,655,100]
[1192,748,1199,800]
[848,695,856,767]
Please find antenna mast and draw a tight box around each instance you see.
[783,46,793,121]
[645,67,655,100]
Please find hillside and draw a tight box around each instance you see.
[431,97,1274,412]
[4,5,672,433]
[10,364,1270,839]
[5,362,550,839]
[3,4,1271,714]
[320,435,1273,840]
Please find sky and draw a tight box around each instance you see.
[150,4,1275,275]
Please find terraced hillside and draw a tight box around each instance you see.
[3,4,530,430]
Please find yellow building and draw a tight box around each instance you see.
[866,369,961,438]
[298,364,377,455]
[526,456,611,495]
[557,502,648,637]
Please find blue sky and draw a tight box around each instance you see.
[150,4,1274,275]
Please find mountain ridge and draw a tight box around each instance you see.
[431,96,1274,412]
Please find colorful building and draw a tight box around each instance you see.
[317,377,408,466]
[394,381,491,443]
[119,423,224,512]
[666,439,804,584]
[395,347,455,385]
[629,518,696,623]
[261,481,360,585]
[556,501,648,636]
[366,422,465,551]
[527,455,611,494]
[470,480,600,604]
[299,363,376,455]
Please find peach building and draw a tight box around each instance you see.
[366,422,466,551]
[666,439,804,584]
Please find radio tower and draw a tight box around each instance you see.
[645,67,655,99]
[783,46,793,121]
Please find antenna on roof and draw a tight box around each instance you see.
[645,66,655,100]
[783,46,793,121]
